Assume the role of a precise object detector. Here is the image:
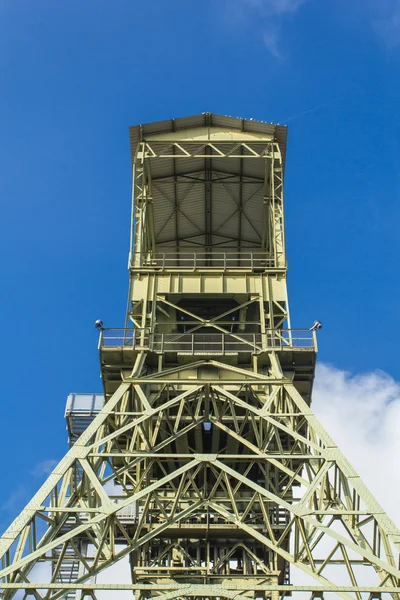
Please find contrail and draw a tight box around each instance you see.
[281,92,349,123]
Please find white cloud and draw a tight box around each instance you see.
[290,362,400,588]
[31,458,58,478]
[313,362,400,522]
[0,459,59,533]
[229,1,400,54]
[95,552,132,600]
[0,484,28,514]
[373,0,400,48]
[227,0,310,56]
[237,0,307,15]
[263,26,282,58]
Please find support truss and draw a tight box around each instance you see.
[1,114,399,599]
[1,356,399,599]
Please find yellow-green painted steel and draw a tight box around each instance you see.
[0,114,399,599]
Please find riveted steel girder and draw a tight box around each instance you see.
[1,115,399,600]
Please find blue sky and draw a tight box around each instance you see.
[1,0,400,531]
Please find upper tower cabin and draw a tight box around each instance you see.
[128,112,287,271]
[99,114,316,404]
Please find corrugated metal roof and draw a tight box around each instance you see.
[129,113,287,165]
[130,113,287,252]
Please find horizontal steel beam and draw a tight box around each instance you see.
[1,583,400,592]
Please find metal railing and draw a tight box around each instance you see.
[100,328,317,353]
[130,251,282,271]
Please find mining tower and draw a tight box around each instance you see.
[1,114,400,599]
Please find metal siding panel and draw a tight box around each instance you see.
[130,114,288,165]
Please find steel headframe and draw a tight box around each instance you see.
[1,114,399,600]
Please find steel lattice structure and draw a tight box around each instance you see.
[1,113,400,599]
